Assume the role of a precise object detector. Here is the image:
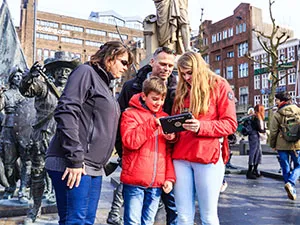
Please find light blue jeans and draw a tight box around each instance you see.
[173,157,224,225]
[277,150,300,185]
[123,184,162,225]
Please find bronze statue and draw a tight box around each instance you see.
[19,52,80,222]
[153,0,191,53]
[0,66,34,204]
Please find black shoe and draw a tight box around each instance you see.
[246,171,257,179]
[252,170,261,177]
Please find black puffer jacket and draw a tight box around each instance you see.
[116,64,177,157]
[46,64,120,169]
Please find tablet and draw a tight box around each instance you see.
[159,112,193,134]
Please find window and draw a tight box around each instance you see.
[254,75,260,89]
[262,73,268,89]
[61,37,83,45]
[238,42,248,57]
[227,51,234,58]
[36,20,58,28]
[287,46,295,61]
[239,87,248,105]
[288,68,296,84]
[86,28,106,36]
[254,56,260,69]
[243,23,246,32]
[254,95,261,106]
[37,49,42,61]
[278,71,286,86]
[238,63,248,78]
[215,69,220,75]
[85,40,104,47]
[278,49,285,63]
[289,91,296,103]
[223,30,227,39]
[261,53,268,67]
[50,50,55,58]
[228,28,233,37]
[62,24,83,32]
[226,66,233,79]
[43,49,49,60]
[212,34,216,43]
[36,33,58,41]
[203,38,208,46]
[262,94,269,108]
[203,55,209,64]
[217,32,222,41]
[215,55,221,61]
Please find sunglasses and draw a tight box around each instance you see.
[120,59,129,66]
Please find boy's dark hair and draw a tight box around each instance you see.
[142,76,167,97]
[275,91,292,102]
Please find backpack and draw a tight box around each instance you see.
[279,110,300,142]
[241,118,253,136]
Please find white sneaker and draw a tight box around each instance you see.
[284,182,297,200]
[220,181,228,193]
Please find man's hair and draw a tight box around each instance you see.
[142,76,167,97]
[153,46,176,59]
[275,91,292,102]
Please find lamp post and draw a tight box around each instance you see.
[33,0,37,63]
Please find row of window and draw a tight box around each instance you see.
[210,23,246,44]
[37,20,131,39]
[89,16,143,30]
[254,69,296,89]
[209,42,248,64]
[36,48,81,62]
[253,46,296,69]
[36,32,127,45]
[253,91,296,107]
[214,63,249,79]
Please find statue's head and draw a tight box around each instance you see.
[8,66,23,87]
[44,51,81,86]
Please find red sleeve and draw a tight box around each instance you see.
[165,144,176,183]
[197,79,238,137]
[120,110,158,150]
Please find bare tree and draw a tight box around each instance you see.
[247,0,292,122]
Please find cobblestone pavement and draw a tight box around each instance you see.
[1,155,300,225]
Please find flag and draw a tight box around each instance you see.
[0,0,28,86]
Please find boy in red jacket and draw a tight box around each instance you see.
[120,76,176,225]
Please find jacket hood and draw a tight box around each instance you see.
[278,104,299,117]
[129,93,163,114]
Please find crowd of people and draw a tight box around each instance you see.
[0,40,300,225]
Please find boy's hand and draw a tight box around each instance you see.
[156,118,161,126]
[163,133,176,141]
[162,180,173,194]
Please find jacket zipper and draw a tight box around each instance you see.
[149,127,159,187]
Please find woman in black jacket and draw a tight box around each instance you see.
[45,41,133,225]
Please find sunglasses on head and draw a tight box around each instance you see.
[120,59,129,66]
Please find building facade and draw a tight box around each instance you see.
[18,0,145,67]
[199,3,295,114]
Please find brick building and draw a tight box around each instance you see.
[18,0,145,68]
[199,3,295,115]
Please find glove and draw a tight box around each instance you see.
[29,61,45,77]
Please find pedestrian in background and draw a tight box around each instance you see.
[45,41,133,224]
[171,51,237,225]
[269,91,300,201]
[246,104,266,179]
[120,76,176,225]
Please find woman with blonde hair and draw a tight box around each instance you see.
[171,51,237,225]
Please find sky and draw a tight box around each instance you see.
[4,0,300,37]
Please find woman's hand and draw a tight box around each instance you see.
[162,180,173,194]
[182,117,200,133]
[62,164,87,189]
[163,133,176,141]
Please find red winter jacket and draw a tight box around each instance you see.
[172,78,237,164]
[120,93,176,187]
